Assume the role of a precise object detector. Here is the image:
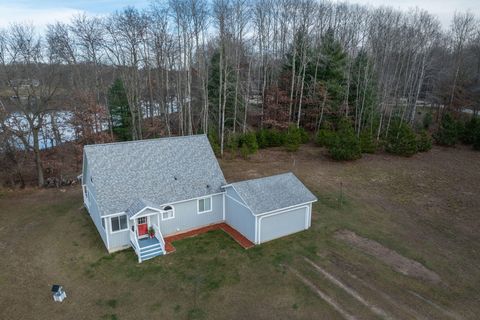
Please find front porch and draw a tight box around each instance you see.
[127,203,169,263]
[130,229,165,262]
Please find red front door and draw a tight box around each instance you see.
[137,217,148,237]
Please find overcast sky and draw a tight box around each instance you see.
[0,0,478,31]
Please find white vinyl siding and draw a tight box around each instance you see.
[111,215,128,232]
[197,197,212,214]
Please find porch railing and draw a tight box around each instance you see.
[152,224,165,252]
[130,229,142,263]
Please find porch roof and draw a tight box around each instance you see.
[125,198,161,218]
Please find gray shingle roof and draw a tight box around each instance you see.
[125,198,157,218]
[228,172,317,215]
[84,135,226,216]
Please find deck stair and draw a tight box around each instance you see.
[132,237,164,262]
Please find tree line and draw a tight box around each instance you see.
[0,0,479,187]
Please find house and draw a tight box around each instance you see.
[82,135,317,262]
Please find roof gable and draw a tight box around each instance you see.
[84,135,226,216]
[228,172,317,215]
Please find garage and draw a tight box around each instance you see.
[224,172,317,245]
[258,205,310,243]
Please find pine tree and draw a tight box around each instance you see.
[328,118,362,160]
[108,78,132,141]
[350,51,377,131]
[386,120,418,156]
[434,113,459,146]
[207,50,240,130]
[315,29,348,113]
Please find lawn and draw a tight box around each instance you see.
[0,144,479,319]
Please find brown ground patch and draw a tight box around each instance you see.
[335,229,441,283]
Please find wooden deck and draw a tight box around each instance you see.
[138,237,160,248]
[164,222,255,253]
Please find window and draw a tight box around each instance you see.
[162,205,174,221]
[137,217,147,225]
[101,218,105,229]
[198,197,212,214]
[111,215,128,232]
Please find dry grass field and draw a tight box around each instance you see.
[0,144,479,319]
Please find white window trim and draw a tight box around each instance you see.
[110,215,129,234]
[197,196,213,214]
[161,206,175,221]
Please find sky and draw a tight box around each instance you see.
[0,0,478,31]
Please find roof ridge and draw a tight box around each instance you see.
[84,134,207,149]
[231,172,294,184]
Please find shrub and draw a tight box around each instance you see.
[434,113,459,146]
[256,128,285,148]
[474,129,480,151]
[240,143,250,159]
[422,112,433,130]
[416,130,432,152]
[256,129,268,148]
[316,128,335,148]
[385,121,418,156]
[359,131,377,154]
[298,127,310,144]
[460,117,479,145]
[285,125,302,152]
[238,132,258,155]
[328,118,362,161]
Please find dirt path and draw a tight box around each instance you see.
[335,230,441,283]
[284,265,357,320]
[303,257,393,320]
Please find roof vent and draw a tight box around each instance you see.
[206,184,210,188]
[174,176,177,181]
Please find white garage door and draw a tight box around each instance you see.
[259,206,308,243]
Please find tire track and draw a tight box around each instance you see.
[346,271,426,320]
[304,257,394,320]
[284,264,357,320]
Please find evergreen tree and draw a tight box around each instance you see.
[434,113,459,146]
[315,29,348,113]
[416,130,433,152]
[316,121,335,148]
[108,78,132,141]
[285,124,302,152]
[359,130,377,153]
[460,117,479,144]
[328,118,362,160]
[386,120,418,156]
[350,51,377,130]
[207,50,240,130]
[283,29,348,120]
[473,128,480,151]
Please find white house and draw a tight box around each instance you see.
[82,135,317,262]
